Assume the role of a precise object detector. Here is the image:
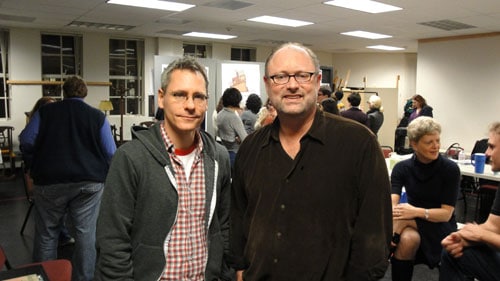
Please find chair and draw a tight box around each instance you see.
[461,138,497,223]
[110,125,121,147]
[0,244,72,281]
[444,142,464,160]
[20,161,34,235]
[0,126,16,178]
[380,145,393,158]
[474,183,498,223]
[394,127,412,155]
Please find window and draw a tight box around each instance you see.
[109,39,143,115]
[231,47,256,61]
[41,34,82,99]
[183,43,210,58]
[0,30,9,118]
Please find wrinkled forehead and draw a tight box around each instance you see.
[267,46,315,72]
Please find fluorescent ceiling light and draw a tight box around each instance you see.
[341,30,391,39]
[367,45,405,51]
[183,32,237,40]
[107,0,195,12]
[247,16,313,27]
[323,0,402,14]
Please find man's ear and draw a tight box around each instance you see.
[158,88,165,109]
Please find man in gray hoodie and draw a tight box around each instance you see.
[95,57,232,281]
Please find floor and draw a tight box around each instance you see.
[0,169,74,269]
[0,168,482,280]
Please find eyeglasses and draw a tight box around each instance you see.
[170,92,208,105]
[268,72,316,85]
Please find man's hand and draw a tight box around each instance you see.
[442,232,467,258]
[459,223,485,243]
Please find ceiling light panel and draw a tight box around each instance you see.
[247,16,313,27]
[183,32,236,40]
[324,0,402,14]
[107,0,195,12]
[367,45,405,51]
[341,30,391,39]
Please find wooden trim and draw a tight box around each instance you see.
[6,80,112,86]
[419,32,500,44]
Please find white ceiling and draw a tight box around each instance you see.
[1,0,500,53]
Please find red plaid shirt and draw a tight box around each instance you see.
[161,125,207,280]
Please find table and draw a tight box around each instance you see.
[457,163,500,182]
[457,162,500,222]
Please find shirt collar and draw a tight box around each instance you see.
[160,123,203,155]
[268,110,327,146]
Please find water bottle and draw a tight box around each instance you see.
[400,187,408,203]
[458,150,465,162]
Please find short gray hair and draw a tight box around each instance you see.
[264,42,320,77]
[161,56,208,94]
[368,95,382,110]
[407,117,441,142]
[489,122,500,135]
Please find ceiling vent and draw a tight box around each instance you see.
[157,29,186,35]
[67,21,135,31]
[202,0,253,10]
[0,13,35,23]
[418,19,476,31]
[156,18,192,25]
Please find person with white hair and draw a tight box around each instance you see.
[367,94,384,136]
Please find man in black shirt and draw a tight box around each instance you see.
[440,122,500,281]
[230,42,392,281]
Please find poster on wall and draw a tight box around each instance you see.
[220,63,261,105]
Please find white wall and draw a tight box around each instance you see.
[417,35,500,152]
[9,28,43,137]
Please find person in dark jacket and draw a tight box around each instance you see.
[320,97,339,115]
[340,92,369,126]
[19,76,116,281]
[231,42,392,281]
[367,94,384,136]
[95,57,232,281]
[408,94,433,123]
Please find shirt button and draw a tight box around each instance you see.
[280,204,286,210]
[276,232,282,239]
[273,258,279,263]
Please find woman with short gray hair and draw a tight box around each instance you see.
[389,117,460,281]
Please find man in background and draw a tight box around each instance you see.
[317,85,331,103]
[230,42,392,280]
[95,57,232,281]
[340,92,368,125]
[19,76,116,281]
[440,122,500,281]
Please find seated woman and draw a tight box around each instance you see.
[390,117,460,281]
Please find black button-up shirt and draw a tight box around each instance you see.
[231,110,392,281]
